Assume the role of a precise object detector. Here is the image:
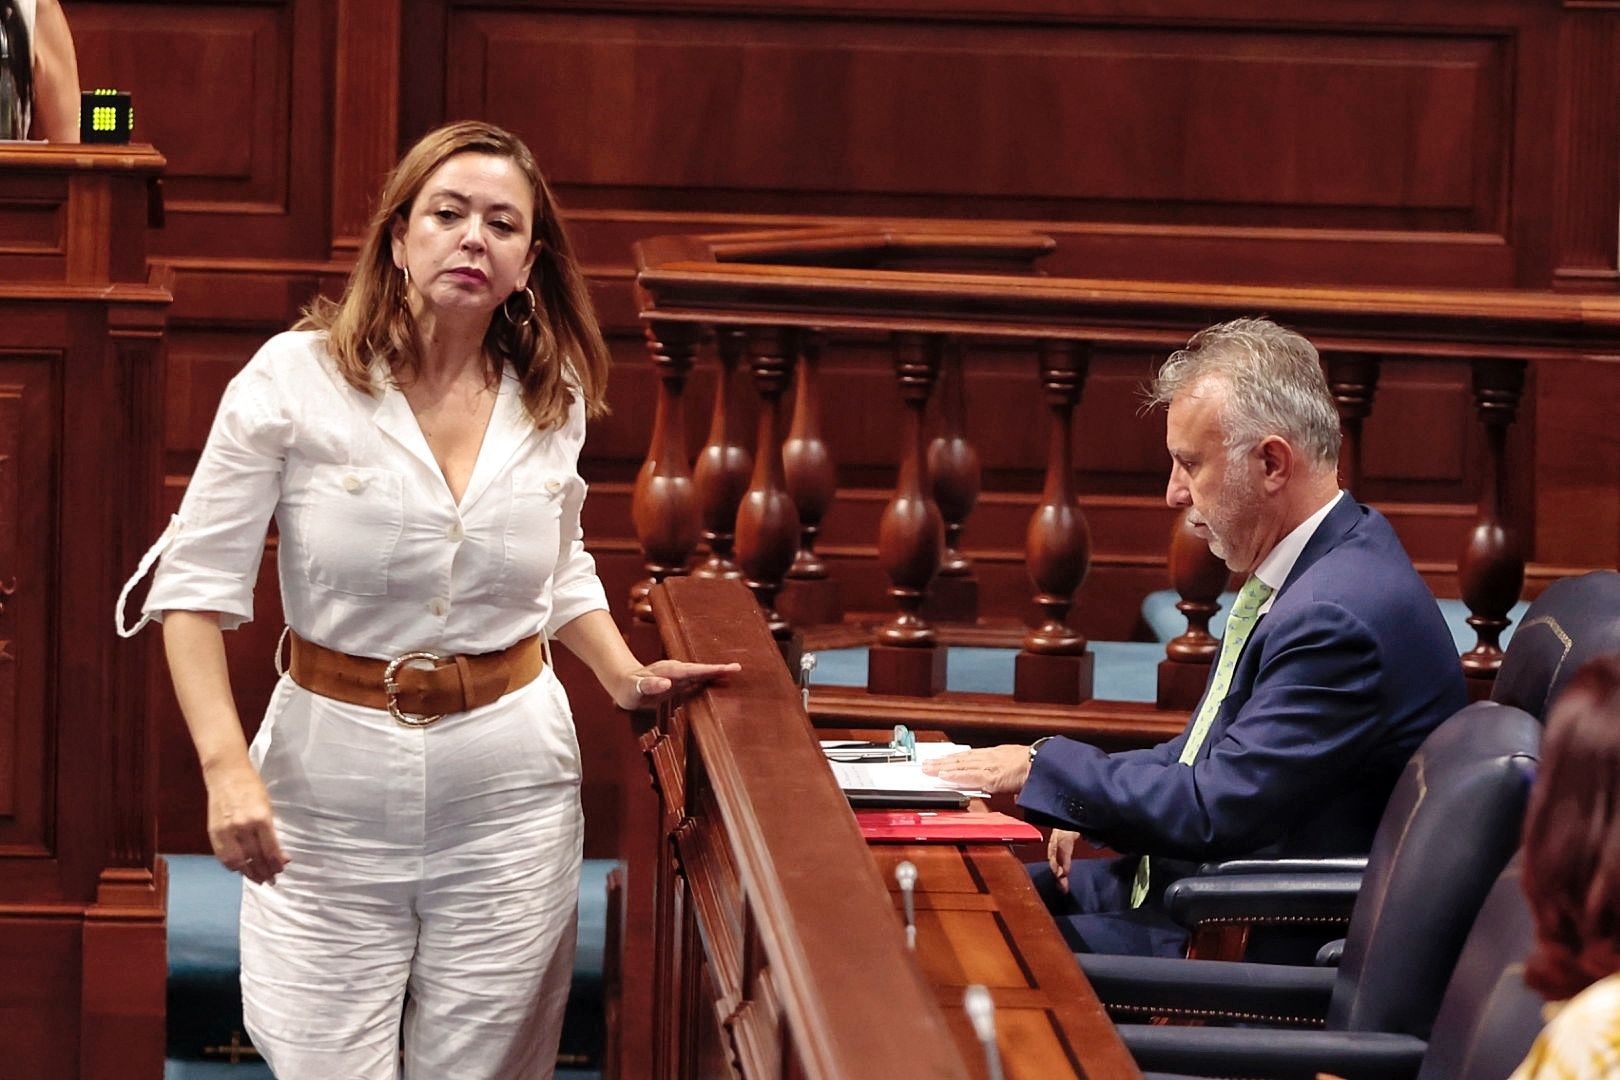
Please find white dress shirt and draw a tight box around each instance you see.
[1251,490,1345,616]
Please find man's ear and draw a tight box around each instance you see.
[1257,435,1294,494]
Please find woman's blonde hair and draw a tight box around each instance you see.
[297,121,609,429]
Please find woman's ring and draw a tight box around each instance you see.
[634,675,649,696]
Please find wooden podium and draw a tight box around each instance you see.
[0,143,170,1079]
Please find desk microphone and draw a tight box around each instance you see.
[799,652,817,711]
[963,985,1005,1080]
[894,860,917,950]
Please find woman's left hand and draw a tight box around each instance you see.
[617,659,741,710]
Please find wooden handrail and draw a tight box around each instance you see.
[637,260,1620,354]
[648,577,970,1079]
[0,142,167,173]
[637,224,1057,271]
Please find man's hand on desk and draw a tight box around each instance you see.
[920,743,1032,794]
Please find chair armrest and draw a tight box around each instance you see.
[1164,871,1364,930]
[1196,856,1369,876]
[1120,1024,1427,1080]
[1079,953,1336,1025]
[1316,938,1345,967]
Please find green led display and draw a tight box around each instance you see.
[78,90,134,144]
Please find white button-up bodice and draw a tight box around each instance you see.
[128,330,608,658]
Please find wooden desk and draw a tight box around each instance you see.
[641,576,1141,1079]
[870,843,1140,1079]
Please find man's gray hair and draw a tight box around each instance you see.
[1147,317,1342,469]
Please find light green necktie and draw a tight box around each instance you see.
[1130,574,1274,908]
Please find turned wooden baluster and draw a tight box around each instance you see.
[924,336,981,624]
[692,327,752,581]
[1014,339,1094,704]
[628,320,702,660]
[1326,352,1381,496]
[1156,509,1231,710]
[869,332,947,697]
[778,328,842,626]
[1459,358,1527,691]
[734,326,802,663]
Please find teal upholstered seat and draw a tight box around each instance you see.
[166,855,248,1062]
[559,858,617,1071]
[810,641,1166,702]
[165,854,618,1077]
[1140,590,1529,653]
[808,594,1527,703]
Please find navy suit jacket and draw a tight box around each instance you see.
[1019,497,1467,862]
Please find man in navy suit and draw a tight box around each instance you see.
[925,317,1467,956]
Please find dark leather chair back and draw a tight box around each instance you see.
[1493,569,1620,719]
[1327,701,1539,1036]
[1417,859,1544,1080]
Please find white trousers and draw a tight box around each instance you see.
[240,666,584,1079]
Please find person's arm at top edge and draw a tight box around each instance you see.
[30,0,81,142]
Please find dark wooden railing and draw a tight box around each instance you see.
[642,576,1141,1079]
[630,225,1620,731]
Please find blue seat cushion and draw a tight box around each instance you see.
[558,858,617,1067]
[164,1061,275,1079]
[166,854,620,1067]
[1142,590,1529,653]
[810,641,1167,703]
[808,592,1523,706]
[166,855,247,1060]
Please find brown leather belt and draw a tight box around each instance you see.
[287,630,544,727]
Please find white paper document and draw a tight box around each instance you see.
[828,759,988,798]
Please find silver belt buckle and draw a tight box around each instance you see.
[383,650,446,728]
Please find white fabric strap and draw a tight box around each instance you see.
[114,514,182,638]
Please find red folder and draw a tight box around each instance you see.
[855,809,1042,843]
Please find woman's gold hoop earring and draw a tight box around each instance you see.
[398,266,411,307]
[502,284,539,330]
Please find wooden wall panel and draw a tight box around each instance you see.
[0,173,70,284]
[0,354,59,857]
[0,919,81,1078]
[459,13,1506,230]
[435,1,1571,289]
[1533,360,1620,568]
[76,7,288,208]
[73,0,334,260]
[1553,13,1620,289]
[330,0,401,253]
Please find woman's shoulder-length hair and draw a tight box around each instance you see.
[1522,653,1620,1002]
[295,120,609,431]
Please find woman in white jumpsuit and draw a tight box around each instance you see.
[119,121,737,1079]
